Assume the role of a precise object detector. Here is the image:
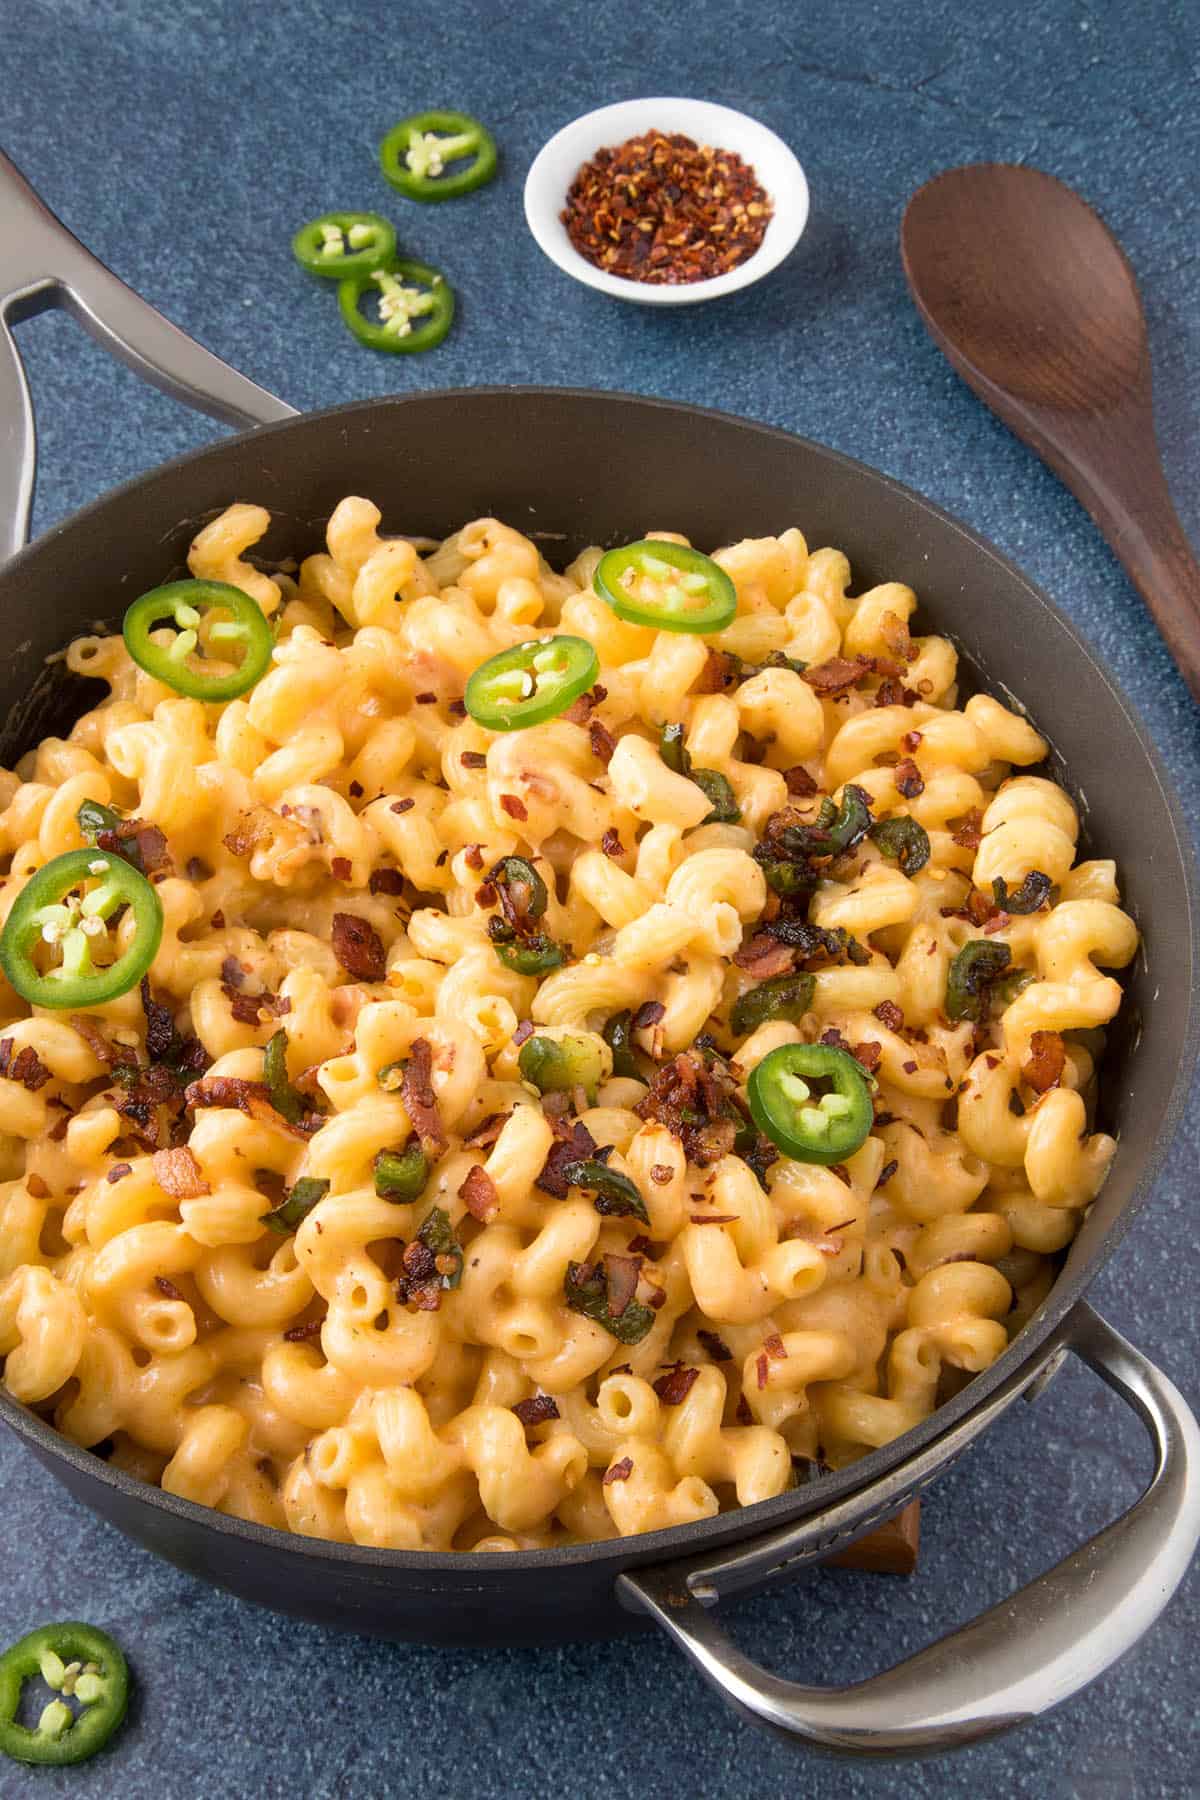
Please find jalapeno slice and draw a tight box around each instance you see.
[945,939,1013,1023]
[747,1043,874,1165]
[292,211,397,277]
[263,1176,329,1234]
[465,636,599,731]
[1,849,163,1010]
[518,1032,606,1100]
[594,540,737,635]
[337,258,455,353]
[379,110,498,202]
[374,1145,430,1201]
[0,1622,128,1767]
[123,580,273,701]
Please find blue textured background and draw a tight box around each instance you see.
[1,1,1197,1794]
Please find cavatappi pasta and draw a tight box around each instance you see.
[0,501,1137,1550]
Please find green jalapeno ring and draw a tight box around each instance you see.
[337,259,455,354]
[466,636,599,732]
[946,939,1013,1023]
[731,972,816,1039]
[494,936,566,976]
[375,1144,430,1201]
[0,849,163,1010]
[594,541,737,635]
[518,1032,606,1101]
[292,211,398,277]
[748,1043,874,1165]
[0,1622,129,1767]
[379,110,498,202]
[123,579,274,701]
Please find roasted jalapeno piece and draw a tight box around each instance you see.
[374,1145,430,1201]
[379,110,498,202]
[0,1622,128,1767]
[691,768,741,824]
[417,1205,463,1287]
[603,1010,653,1082]
[518,1032,606,1100]
[494,937,566,976]
[991,870,1053,914]
[292,211,397,277]
[563,1258,655,1345]
[730,972,816,1038]
[338,259,454,353]
[0,849,163,1010]
[465,636,599,731]
[869,814,931,875]
[747,1042,874,1165]
[263,1176,329,1234]
[945,939,1013,1023]
[123,579,273,701]
[263,1029,304,1124]
[564,1159,650,1224]
[594,540,737,634]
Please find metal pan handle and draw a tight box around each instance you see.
[0,147,297,560]
[620,1304,1200,1759]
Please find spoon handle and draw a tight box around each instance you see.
[1028,397,1200,702]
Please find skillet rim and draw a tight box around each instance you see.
[0,383,1196,1578]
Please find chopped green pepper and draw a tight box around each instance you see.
[375,1145,430,1201]
[292,211,397,277]
[417,1205,463,1287]
[0,849,162,1010]
[564,1259,655,1345]
[692,768,741,825]
[465,636,598,732]
[494,937,566,976]
[660,722,691,775]
[379,110,497,202]
[123,580,274,701]
[603,1010,652,1083]
[731,972,816,1038]
[0,1622,128,1767]
[595,541,737,635]
[869,814,930,875]
[991,870,1053,914]
[946,939,1013,1022]
[263,1176,329,1234]
[338,259,454,353]
[564,1159,650,1224]
[747,1043,874,1165]
[518,1032,606,1100]
[263,1030,303,1124]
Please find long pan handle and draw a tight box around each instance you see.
[0,147,297,560]
[620,1304,1200,1758]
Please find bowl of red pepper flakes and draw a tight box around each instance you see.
[524,97,809,305]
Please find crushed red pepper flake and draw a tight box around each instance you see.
[603,1456,634,1485]
[562,131,773,286]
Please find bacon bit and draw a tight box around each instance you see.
[48,1112,69,1142]
[588,718,616,766]
[220,956,245,990]
[464,843,484,870]
[984,1054,1001,1070]
[901,730,923,753]
[902,1059,919,1075]
[25,1172,50,1198]
[461,751,488,770]
[893,758,925,798]
[695,649,741,693]
[348,781,364,800]
[983,912,1012,936]
[633,1000,666,1031]
[395,1239,442,1311]
[225,991,262,1025]
[222,812,272,858]
[368,868,405,896]
[499,794,528,821]
[184,1076,316,1138]
[819,1027,851,1053]
[448,698,468,718]
[636,1051,740,1167]
[879,611,917,664]
[324,856,350,883]
[828,1163,852,1185]
[756,1351,770,1390]
[601,827,624,859]
[464,1112,513,1154]
[762,1332,787,1361]
[414,691,436,704]
[874,1000,904,1033]
[733,933,795,978]
[185,857,212,882]
[649,1163,674,1185]
[688,1212,738,1225]
[141,979,178,1064]
[783,765,819,797]
[735,1395,754,1425]
[154,1274,184,1300]
[852,1040,882,1073]
[284,1315,326,1342]
[390,798,415,815]
[510,1019,535,1050]
[97,818,171,876]
[603,1457,634,1485]
[401,1038,446,1156]
[604,1253,642,1319]
[67,1015,124,1067]
[459,1163,499,1222]
[106,1163,132,1184]
[209,910,225,929]
[802,654,876,696]
[653,1364,700,1405]
[952,809,983,850]
[696,1328,732,1363]
[152,1146,210,1199]
[0,1040,53,1091]
[536,1119,598,1197]
[877,1159,899,1187]
[512,1395,560,1428]
[331,913,386,983]
[627,1235,666,1259]
[1023,1030,1066,1093]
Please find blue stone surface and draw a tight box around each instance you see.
[0,0,1197,1793]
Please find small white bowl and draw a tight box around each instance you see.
[523,97,809,306]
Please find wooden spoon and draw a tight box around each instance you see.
[901,163,1200,702]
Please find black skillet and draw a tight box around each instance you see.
[0,151,1196,1760]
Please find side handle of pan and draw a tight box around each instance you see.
[0,147,297,560]
[619,1303,1200,1759]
